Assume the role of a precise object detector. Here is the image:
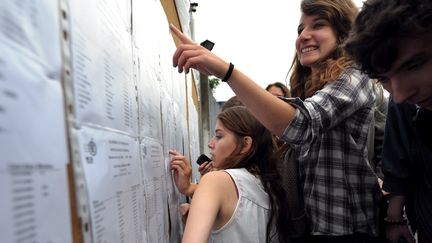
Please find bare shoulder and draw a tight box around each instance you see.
[200,170,232,184]
[199,171,236,192]
[198,171,239,228]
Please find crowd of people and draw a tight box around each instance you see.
[168,0,432,242]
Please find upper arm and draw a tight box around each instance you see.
[181,171,233,243]
[224,68,296,136]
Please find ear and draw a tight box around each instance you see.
[239,136,253,154]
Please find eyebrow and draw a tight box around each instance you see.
[395,52,429,73]
[313,17,327,22]
[297,17,327,30]
[215,129,224,133]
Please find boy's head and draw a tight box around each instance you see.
[345,0,432,109]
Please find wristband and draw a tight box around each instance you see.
[384,217,408,225]
[222,62,234,82]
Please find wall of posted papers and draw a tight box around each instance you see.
[0,0,201,242]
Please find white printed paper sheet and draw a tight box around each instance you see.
[69,0,137,135]
[0,5,72,240]
[136,48,163,142]
[140,137,169,243]
[76,126,143,243]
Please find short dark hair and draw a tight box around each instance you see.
[345,0,432,78]
[265,82,290,98]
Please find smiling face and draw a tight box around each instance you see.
[378,35,432,110]
[295,14,338,70]
[207,119,239,168]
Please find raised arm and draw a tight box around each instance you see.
[170,24,295,136]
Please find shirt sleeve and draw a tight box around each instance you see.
[281,68,375,148]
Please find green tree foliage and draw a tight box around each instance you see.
[208,76,220,90]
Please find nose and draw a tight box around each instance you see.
[208,138,214,149]
[385,78,416,104]
[298,28,311,41]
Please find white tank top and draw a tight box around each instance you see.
[208,168,274,243]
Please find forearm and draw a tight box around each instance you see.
[385,195,414,243]
[185,183,198,197]
[227,68,296,136]
[387,195,406,220]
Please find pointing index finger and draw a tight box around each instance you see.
[169,24,194,44]
[169,150,179,156]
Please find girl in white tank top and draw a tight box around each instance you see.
[170,107,291,243]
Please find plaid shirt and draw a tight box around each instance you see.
[281,67,381,236]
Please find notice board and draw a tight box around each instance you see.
[0,0,200,242]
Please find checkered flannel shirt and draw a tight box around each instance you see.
[281,67,381,236]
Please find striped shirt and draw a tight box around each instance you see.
[281,67,381,236]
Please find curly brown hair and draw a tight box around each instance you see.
[289,0,358,99]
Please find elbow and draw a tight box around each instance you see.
[273,105,296,137]
[274,127,286,138]
[270,121,290,138]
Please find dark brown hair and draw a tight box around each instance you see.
[221,96,244,112]
[290,0,358,99]
[345,0,432,78]
[265,82,291,98]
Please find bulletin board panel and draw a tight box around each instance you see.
[0,0,201,242]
